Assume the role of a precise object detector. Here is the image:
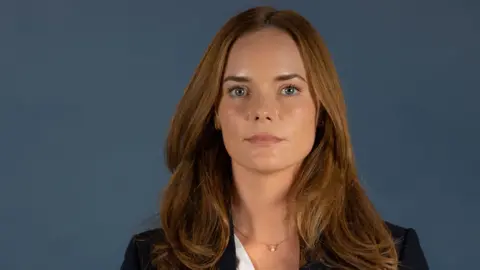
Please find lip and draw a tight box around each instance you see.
[245,133,284,144]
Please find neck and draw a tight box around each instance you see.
[231,161,298,240]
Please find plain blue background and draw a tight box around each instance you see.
[1,0,478,269]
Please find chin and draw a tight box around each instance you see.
[244,158,295,174]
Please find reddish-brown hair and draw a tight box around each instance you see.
[154,6,398,270]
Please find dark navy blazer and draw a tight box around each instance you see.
[120,218,429,270]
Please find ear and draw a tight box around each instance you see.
[214,114,221,130]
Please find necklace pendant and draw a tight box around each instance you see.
[267,245,278,252]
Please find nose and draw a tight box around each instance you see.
[247,94,278,122]
[254,111,272,122]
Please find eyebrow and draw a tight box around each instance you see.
[222,73,306,83]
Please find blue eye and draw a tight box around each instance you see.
[228,87,248,97]
[281,85,299,96]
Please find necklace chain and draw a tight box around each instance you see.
[233,225,289,252]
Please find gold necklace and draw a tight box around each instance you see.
[234,225,289,252]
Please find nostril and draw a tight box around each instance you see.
[254,115,272,121]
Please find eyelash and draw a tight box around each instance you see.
[227,84,301,97]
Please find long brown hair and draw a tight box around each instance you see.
[154,6,398,270]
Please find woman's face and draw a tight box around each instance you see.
[217,27,317,174]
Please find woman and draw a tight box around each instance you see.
[121,6,428,270]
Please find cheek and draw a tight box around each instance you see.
[218,101,245,139]
[293,106,316,125]
[283,98,316,126]
[285,103,317,146]
[218,109,247,161]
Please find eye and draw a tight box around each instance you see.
[228,86,248,97]
[281,85,300,96]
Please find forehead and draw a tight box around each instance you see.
[224,28,306,77]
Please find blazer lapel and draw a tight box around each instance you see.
[217,209,238,269]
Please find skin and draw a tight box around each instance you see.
[216,27,317,269]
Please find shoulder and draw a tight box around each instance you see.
[384,221,430,270]
[120,228,165,270]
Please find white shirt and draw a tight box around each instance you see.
[234,234,255,270]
